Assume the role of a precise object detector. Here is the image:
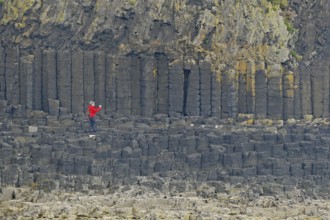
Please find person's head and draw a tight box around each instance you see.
[89,101,95,106]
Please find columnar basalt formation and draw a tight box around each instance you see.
[2,2,330,218]
[1,0,328,120]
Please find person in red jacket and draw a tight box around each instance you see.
[87,101,102,132]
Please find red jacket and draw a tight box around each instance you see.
[88,105,101,117]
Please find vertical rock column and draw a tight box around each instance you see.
[299,64,312,117]
[200,60,211,116]
[293,71,302,118]
[221,69,238,118]
[283,71,295,119]
[105,55,116,114]
[71,50,84,114]
[140,55,157,117]
[168,60,184,117]
[94,52,106,110]
[156,53,169,115]
[19,55,34,110]
[237,61,247,114]
[83,51,94,109]
[185,61,200,116]
[5,47,20,105]
[0,45,5,100]
[324,63,330,118]
[42,49,57,112]
[57,50,72,112]
[255,64,267,119]
[310,60,329,118]
[211,70,221,117]
[33,48,42,110]
[267,64,283,120]
[246,61,256,114]
[116,56,132,115]
[131,54,141,116]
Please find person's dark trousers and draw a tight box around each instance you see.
[89,116,97,132]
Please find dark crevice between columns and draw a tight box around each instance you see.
[183,69,190,116]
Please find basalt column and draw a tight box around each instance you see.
[156,53,169,115]
[237,61,248,114]
[140,55,157,117]
[184,61,200,116]
[94,52,106,110]
[221,69,238,118]
[211,70,221,117]
[5,47,20,105]
[33,48,42,111]
[115,56,132,116]
[293,70,302,119]
[19,55,34,110]
[299,63,312,117]
[105,55,116,114]
[200,61,212,117]
[267,64,283,120]
[71,50,84,114]
[246,61,256,114]
[130,54,141,116]
[42,49,57,112]
[83,51,95,109]
[310,59,329,118]
[283,71,295,120]
[57,50,72,113]
[168,60,184,117]
[255,65,267,119]
[0,45,5,100]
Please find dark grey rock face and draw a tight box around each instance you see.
[0,1,329,120]
[1,108,330,197]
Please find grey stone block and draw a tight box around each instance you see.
[223,152,242,169]
[186,153,201,168]
[255,142,272,152]
[272,160,290,176]
[290,163,304,177]
[201,151,220,168]
[154,160,172,172]
[257,159,273,175]
[242,151,258,168]
[285,143,302,158]
[48,99,60,116]
[267,76,283,119]
[179,137,196,154]
[272,144,287,158]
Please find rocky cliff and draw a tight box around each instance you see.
[2,1,330,218]
[1,0,327,120]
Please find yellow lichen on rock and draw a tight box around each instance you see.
[284,71,294,98]
[1,0,38,29]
